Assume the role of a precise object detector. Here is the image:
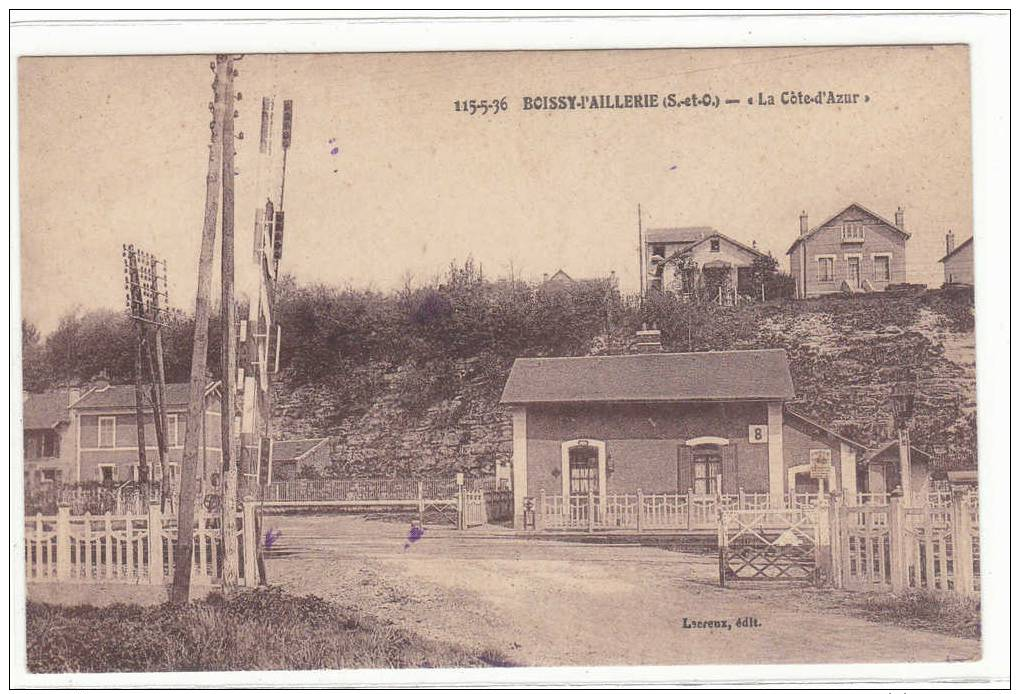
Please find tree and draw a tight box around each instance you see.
[22,320,50,391]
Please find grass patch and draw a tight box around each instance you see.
[27,587,514,673]
[841,590,980,640]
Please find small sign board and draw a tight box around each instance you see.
[809,449,832,478]
[748,425,768,443]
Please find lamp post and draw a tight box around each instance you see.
[890,380,916,504]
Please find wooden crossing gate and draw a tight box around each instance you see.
[718,508,820,585]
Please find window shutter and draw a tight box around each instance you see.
[721,443,738,494]
[676,445,693,492]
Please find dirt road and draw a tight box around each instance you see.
[262,514,979,668]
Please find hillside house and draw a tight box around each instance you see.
[70,378,223,487]
[23,388,81,485]
[267,438,331,481]
[500,348,870,528]
[939,231,973,286]
[539,269,618,292]
[641,227,770,300]
[786,203,910,298]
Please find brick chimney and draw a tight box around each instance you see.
[946,230,955,256]
[91,371,110,391]
[632,322,664,353]
[68,387,81,406]
[799,211,808,235]
[895,206,904,230]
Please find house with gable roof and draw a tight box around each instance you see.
[786,202,910,299]
[23,388,81,485]
[69,376,224,486]
[641,226,771,299]
[267,438,331,481]
[499,345,872,528]
[939,231,973,287]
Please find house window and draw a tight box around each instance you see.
[99,464,116,484]
[98,416,117,448]
[874,255,891,282]
[817,257,835,282]
[841,222,865,242]
[167,414,180,446]
[650,243,666,259]
[710,238,720,252]
[692,445,722,495]
[41,468,62,483]
[41,431,59,458]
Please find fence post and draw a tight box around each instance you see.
[587,490,595,533]
[456,488,464,531]
[888,492,906,592]
[242,499,257,587]
[951,489,974,595]
[56,504,71,581]
[813,492,830,586]
[538,489,546,531]
[718,510,727,587]
[636,489,644,533]
[417,481,425,526]
[148,502,163,585]
[827,493,843,589]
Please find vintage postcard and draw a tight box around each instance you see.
[10,12,1010,689]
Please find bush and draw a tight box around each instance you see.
[26,588,512,672]
[849,589,980,640]
[392,358,461,414]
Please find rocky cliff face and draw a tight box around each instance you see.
[272,361,512,479]
[271,289,976,477]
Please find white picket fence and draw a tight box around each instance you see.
[833,489,980,595]
[24,502,258,586]
[536,489,827,532]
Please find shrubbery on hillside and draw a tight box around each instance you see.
[23,259,976,475]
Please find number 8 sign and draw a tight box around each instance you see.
[748,425,768,443]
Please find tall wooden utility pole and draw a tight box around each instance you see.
[219,55,240,591]
[125,250,149,481]
[146,255,171,511]
[171,54,229,605]
[123,245,173,498]
[133,330,149,481]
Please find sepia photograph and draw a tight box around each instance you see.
[9,11,1010,689]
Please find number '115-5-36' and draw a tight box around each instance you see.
[454,98,508,115]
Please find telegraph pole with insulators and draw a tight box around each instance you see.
[219,54,241,591]
[171,54,231,605]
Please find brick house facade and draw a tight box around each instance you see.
[71,380,223,488]
[787,203,910,299]
[500,350,867,527]
[23,388,81,485]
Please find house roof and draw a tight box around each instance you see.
[863,440,933,465]
[23,390,72,430]
[545,269,573,283]
[784,408,868,451]
[786,202,911,255]
[938,236,973,264]
[500,349,795,405]
[272,438,329,462]
[645,226,715,245]
[683,231,770,260]
[72,381,221,411]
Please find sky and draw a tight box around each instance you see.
[18,46,972,334]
